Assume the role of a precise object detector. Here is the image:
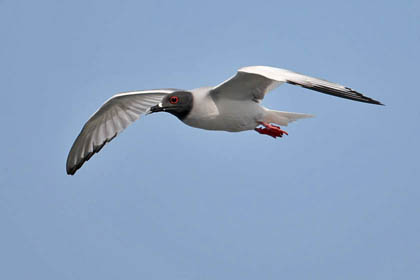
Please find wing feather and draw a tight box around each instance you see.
[211,66,382,105]
[239,66,383,105]
[66,89,180,175]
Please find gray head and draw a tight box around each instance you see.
[149,91,193,120]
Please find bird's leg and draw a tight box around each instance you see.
[254,122,288,138]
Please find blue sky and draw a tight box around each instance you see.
[1,0,419,279]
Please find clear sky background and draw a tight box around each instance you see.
[1,0,419,279]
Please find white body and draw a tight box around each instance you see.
[182,87,266,132]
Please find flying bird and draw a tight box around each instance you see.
[66,66,382,175]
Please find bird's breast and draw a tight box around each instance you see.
[182,96,264,132]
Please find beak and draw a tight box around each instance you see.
[146,103,164,115]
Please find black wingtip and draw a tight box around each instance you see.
[66,166,77,175]
[369,99,384,106]
[67,170,75,176]
[342,86,384,105]
[66,133,118,176]
[367,99,384,106]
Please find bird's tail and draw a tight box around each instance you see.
[263,109,314,126]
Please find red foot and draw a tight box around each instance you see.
[254,122,288,138]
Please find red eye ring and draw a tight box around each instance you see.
[169,96,179,104]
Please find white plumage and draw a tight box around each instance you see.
[67,66,382,175]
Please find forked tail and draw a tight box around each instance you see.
[263,109,314,126]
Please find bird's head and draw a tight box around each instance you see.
[148,91,193,120]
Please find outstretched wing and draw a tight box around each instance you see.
[66,89,179,175]
[211,66,382,105]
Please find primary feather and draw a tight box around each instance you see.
[66,89,178,175]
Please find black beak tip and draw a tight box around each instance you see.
[149,104,163,113]
[150,105,158,112]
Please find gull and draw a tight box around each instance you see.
[66,66,382,175]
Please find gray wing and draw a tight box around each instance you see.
[211,66,383,105]
[66,89,180,175]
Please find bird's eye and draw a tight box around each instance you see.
[169,96,179,104]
